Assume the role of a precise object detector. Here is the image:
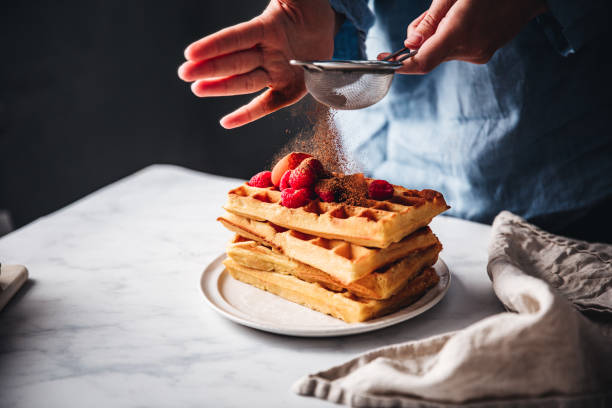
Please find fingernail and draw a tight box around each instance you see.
[178,63,188,80]
[220,116,233,129]
[190,81,199,94]
[406,32,424,47]
[184,46,193,61]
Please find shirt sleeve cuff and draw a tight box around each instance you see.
[328,0,374,34]
[329,0,375,60]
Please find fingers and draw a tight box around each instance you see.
[178,48,262,82]
[405,0,454,49]
[396,29,450,74]
[184,17,264,61]
[405,11,427,47]
[220,88,305,129]
[191,69,270,96]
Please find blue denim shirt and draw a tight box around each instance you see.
[329,0,612,235]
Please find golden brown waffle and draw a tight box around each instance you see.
[218,212,440,284]
[227,235,441,300]
[223,258,440,323]
[224,180,448,248]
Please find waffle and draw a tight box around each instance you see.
[227,235,442,300]
[224,180,448,248]
[223,258,440,323]
[218,212,440,284]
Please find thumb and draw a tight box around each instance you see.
[405,0,454,49]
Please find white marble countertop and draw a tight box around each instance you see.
[0,165,505,408]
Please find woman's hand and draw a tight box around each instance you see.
[379,0,548,74]
[178,0,337,129]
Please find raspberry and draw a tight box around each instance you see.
[315,185,335,202]
[281,188,311,208]
[279,170,292,190]
[368,179,394,200]
[304,158,324,176]
[287,152,312,169]
[248,171,273,188]
[271,152,312,186]
[289,158,320,189]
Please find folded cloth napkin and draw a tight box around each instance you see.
[293,211,612,407]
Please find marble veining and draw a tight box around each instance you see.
[0,165,504,408]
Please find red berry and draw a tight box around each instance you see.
[279,170,292,190]
[305,158,324,176]
[281,188,311,208]
[271,152,312,186]
[368,179,394,200]
[248,171,273,188]
[287,152,312,169]
[289,158,319,189]
[315,185,335,202]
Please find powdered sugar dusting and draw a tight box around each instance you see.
[272,101,362,174]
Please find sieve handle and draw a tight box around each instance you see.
[383,47,418,62]
[289,60,324,71]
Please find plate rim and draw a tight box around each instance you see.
[200,253,451,337]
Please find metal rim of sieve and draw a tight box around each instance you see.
[290,59,404,73]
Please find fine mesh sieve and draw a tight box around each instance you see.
[290,48,416,110]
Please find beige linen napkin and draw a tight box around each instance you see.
[293,211,612,407]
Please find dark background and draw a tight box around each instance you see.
[1,1,306,230]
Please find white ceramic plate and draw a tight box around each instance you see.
[200,253,450,337]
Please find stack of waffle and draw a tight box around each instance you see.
[218,179,449,323]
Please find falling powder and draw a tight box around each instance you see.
[270,99,369,205]
[271,100,362,175]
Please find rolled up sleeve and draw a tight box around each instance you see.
[329,0,375,60]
